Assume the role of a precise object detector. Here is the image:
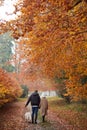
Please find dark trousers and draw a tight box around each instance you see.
[32,107,38,123]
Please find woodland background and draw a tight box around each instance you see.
[0,0,87,106]
[0,0,87,130]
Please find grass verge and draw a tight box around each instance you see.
[48,96,87,130]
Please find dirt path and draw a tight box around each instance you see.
[0,100,69,130]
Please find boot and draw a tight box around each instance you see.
[42,115,45,122]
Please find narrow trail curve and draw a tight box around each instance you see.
[0,100,74,130]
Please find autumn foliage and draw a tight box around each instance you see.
[0,0,87,101]
[19,0,87,101]
[0,68,22,106]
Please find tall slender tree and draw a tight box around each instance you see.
[0,32,15,72]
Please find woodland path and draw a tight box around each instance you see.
[0,100,76,130]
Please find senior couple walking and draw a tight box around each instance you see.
[25,90,48,124]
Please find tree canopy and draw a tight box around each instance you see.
[0,0,87,102]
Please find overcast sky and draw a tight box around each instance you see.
[0,0,20,21]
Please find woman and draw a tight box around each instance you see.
[40,95,48,122]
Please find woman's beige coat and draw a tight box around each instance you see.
[40,97,48,116]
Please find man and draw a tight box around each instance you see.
[25,90,40,124]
